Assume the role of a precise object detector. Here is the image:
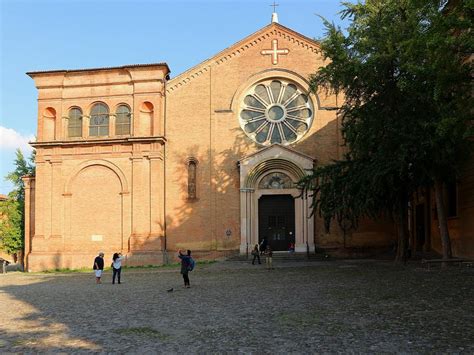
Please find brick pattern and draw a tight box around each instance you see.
[24,24,399,271]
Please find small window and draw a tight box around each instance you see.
[188,160,197,199]
[89,103,109,136]
[68,107,82,138]
[115,105,131,135]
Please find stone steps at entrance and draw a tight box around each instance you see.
[227,252,327,262]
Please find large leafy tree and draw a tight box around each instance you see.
[1,149,35,265]
[300,0,473,261]
[0,198,22,258]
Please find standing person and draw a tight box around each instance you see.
[265,245,273,270]
[178,249,192,288]
[112,252,123,284]
[259,238,267,255]
[93,252,105,284]
[251,244,261,265]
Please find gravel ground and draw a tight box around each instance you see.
[0,259,473,353]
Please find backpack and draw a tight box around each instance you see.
[187,257,195,272]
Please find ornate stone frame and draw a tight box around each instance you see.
[239,144,315,254]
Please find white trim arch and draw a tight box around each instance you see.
[239,145,315,254]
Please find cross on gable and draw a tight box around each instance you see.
[270,1,279,13]
[261,39,289,65]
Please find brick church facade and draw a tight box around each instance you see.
[22,18,472,271]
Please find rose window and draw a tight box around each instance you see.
[239,79,313,145]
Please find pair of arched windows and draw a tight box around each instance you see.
[67,103,131,138]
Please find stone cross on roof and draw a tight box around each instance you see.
[270,1,279,23]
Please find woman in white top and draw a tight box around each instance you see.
[112,252,123,284]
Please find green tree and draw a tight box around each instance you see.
[0,198,22,258]
[301,0,473,261]
[2,149,36,265]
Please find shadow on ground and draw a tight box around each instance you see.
[0,260,473,353]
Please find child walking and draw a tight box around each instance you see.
[265,246,273,270]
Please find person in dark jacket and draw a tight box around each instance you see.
[93,252,105,284]
[178,249,192,288]
[251,244,261,265]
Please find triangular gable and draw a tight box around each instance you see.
[239,144,316,164]
[167,22,321,93]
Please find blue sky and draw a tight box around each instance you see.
[0,0,347,195]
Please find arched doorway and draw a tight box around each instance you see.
[239,145,315,254]
[259,194,295,251]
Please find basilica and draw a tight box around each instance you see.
[23,14,471,271]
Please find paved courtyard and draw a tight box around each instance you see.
[0,259,473,353]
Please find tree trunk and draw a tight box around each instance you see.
[434,179,452,267]
[395,194,409,263]
[18,249,24,271]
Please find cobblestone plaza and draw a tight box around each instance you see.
[1,260,473,353]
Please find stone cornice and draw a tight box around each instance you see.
[31,136,166,148]
[166,23,320,93]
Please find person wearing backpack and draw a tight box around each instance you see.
[178,249,193,288]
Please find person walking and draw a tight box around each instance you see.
[251,244,261,265]
[112,252,123,284]
[265,245,273,270]
[178,249,192,288]
[93,252,105,284]
[259,238,267,255]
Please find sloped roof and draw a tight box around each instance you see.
[167,22,320,92]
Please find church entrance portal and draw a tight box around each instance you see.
[258,195,295,251]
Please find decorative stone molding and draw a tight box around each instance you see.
[31,136,166,148]
[64,159,129,195]
[239,144,315,254]
[167,23,320,93]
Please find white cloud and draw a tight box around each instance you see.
[0,126,35,153]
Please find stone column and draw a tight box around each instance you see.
[131,155,144,244]
[240,188,254,254]
[50,159,62,239]
[33,160,46,239]
[149,152,165,249]
[22,176,35,271]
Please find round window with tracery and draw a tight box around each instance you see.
[239,79,313,146]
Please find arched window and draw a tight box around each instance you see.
[68,107,83,138]
[188,160,197,199]
[115,104,131,135]
[89,103,109,136]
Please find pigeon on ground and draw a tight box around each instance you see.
[166,288,174,292]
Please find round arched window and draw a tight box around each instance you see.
[89,102,109,137]
[239,79,313,146]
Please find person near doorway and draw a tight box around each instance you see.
[178,249,192,288]
[265,245,273,270]
[259,238,267,255]
[93,252,104,284]
[112,252,123,284]
[288,242,295,254]
[251,244,261,265]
